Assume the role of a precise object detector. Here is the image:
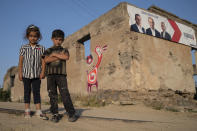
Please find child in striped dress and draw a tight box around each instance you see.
[18,24,48,120]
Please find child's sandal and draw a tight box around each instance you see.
[24,111,31,119]
[37,113,49,120]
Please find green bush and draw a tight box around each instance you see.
[0,88,11,102]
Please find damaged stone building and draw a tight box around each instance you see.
[3,2,197,103]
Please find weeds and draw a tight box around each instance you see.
[166,107,179,112]
[0,88,11,102]
[73,95,106,107]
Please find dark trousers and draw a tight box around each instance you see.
[22,78,41,104]
[47,75,75,117]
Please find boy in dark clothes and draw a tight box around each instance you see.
[44,29,78,123]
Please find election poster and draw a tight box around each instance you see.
[127,5,196,47]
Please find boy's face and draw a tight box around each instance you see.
[52,37,64,46]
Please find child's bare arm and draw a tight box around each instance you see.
[40,58,45,79]
[50,52,69,60]
[18,55,23,81]
[44,55,59,63]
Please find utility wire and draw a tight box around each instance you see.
[72,0,97,18]
[78,0,99,15]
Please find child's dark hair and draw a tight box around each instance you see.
[25,24,42,41]
[52,29,65,39]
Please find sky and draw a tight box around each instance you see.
[0,0,197,86]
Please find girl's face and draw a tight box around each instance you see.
[28,31,39,45]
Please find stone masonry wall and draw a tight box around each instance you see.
[63,2,195,96]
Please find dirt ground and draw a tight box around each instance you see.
[0,102,197,131]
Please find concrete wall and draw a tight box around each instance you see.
[3,66,18,91]
[63,2,195,95]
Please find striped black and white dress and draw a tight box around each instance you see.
[19,44,45,79]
